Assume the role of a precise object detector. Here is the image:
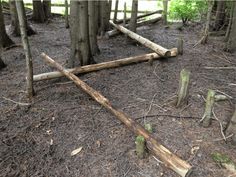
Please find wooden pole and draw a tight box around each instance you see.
[34,48,177,82]
[106,17,162,38]
[109,20,171,57]
[116,10,163,24]
[15,0,34,99]
[40,53,192,177]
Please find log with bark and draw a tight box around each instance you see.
[34,48,177,82]
[106,17,162,38]
[109,20,171,57]
[40,53,193,177]
[116,10,163,24]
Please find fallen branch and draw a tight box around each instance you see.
[34,49,177,82]
[2,96,31,106]
[109,20,171,57]
[41,53,192,177]
[106,17,162,38]
[204,66,236,70]
[115,10,163,24]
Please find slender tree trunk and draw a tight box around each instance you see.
[113,0,119,22]
[129,0,138,32]
[99,0,110,36]
[0,0,14,48]
[201,0,213,44]
[163,0,168,25]
[43,0,51,19]
[78,1,92,65]
[65,0,69,28]
[15,0,34,99]
[214,1,225,31]
[88,1,99,56]
[225,1,234,42]
[123,2,127,25]
[226,1,236,52]
[33,0,45,23]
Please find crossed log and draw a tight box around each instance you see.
[40,53,192,177]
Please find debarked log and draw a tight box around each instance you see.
[40,53,192,177]
[106,17,162,38]
[109,20,171,57]
[34,48,177,82]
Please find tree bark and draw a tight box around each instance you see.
[41,53,192,177]
[88,1,99,56]
[129,0,138,32]
[99,0,110,36]
[0,0,14,48]
[78,1,92,65]
[226,1,236,52]
[33,0,45,23]
[34,49,177,82]
[163,0,168,25]
[110,20,171,57]
[113,0,119,22]
[214,1,225,31]
[15,0,34,99]
[225,1,234,42]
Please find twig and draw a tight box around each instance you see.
[2,97,31,106]
[212,108,226,141]
[215,90,233,99]
[212,134,233,142]
[204,66,236,70]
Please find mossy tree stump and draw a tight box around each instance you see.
[176,69,190,107]
[201,89,216,127]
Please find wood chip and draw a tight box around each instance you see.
[71,147,83,156]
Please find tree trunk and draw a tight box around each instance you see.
[33,0,45,23]
[69,1,79,67]
[201,0,213,44]
[113,0,119,22]
[226,1,236,52]
[214,1,225,31]
[225,1,234,42]
[9,0,20,36]
[65,0,69,28]
[110,20,171,57]
[99,0,110,36]
[15,0,34,99]
[41,53,193,177]
[34,49,177,82]
[88,1,99,56]
[129,0,138,32]
[0,0,14,48]
[163,0,168,25]
[43,0,51,19]
[226,106,236,145]
[9,0,36,36]
[78,1,92,65]
[123,2,127,25]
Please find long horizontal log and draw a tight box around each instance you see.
[116,10,163,24]
[109,20,171,57]
[33,48,177,82]
[41,53,192,177]
[106,17,162,38]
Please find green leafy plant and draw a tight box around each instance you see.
[169,0,207,25]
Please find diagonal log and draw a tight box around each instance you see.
[40,53,192,177]
[115,10,163,24]
[34,48,177,82]
[109,20,171,57]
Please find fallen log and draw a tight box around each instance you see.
[109,20,171,57]
[41,53,193,177]
[33,48,177,82]
[106,17,162,38]
[116,10,163,24]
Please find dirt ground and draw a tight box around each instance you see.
[0,16,236,177]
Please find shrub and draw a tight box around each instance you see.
[169,0,207,25]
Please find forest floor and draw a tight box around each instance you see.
[1,16,236,177]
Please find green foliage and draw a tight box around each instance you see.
[169,0,207,25]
